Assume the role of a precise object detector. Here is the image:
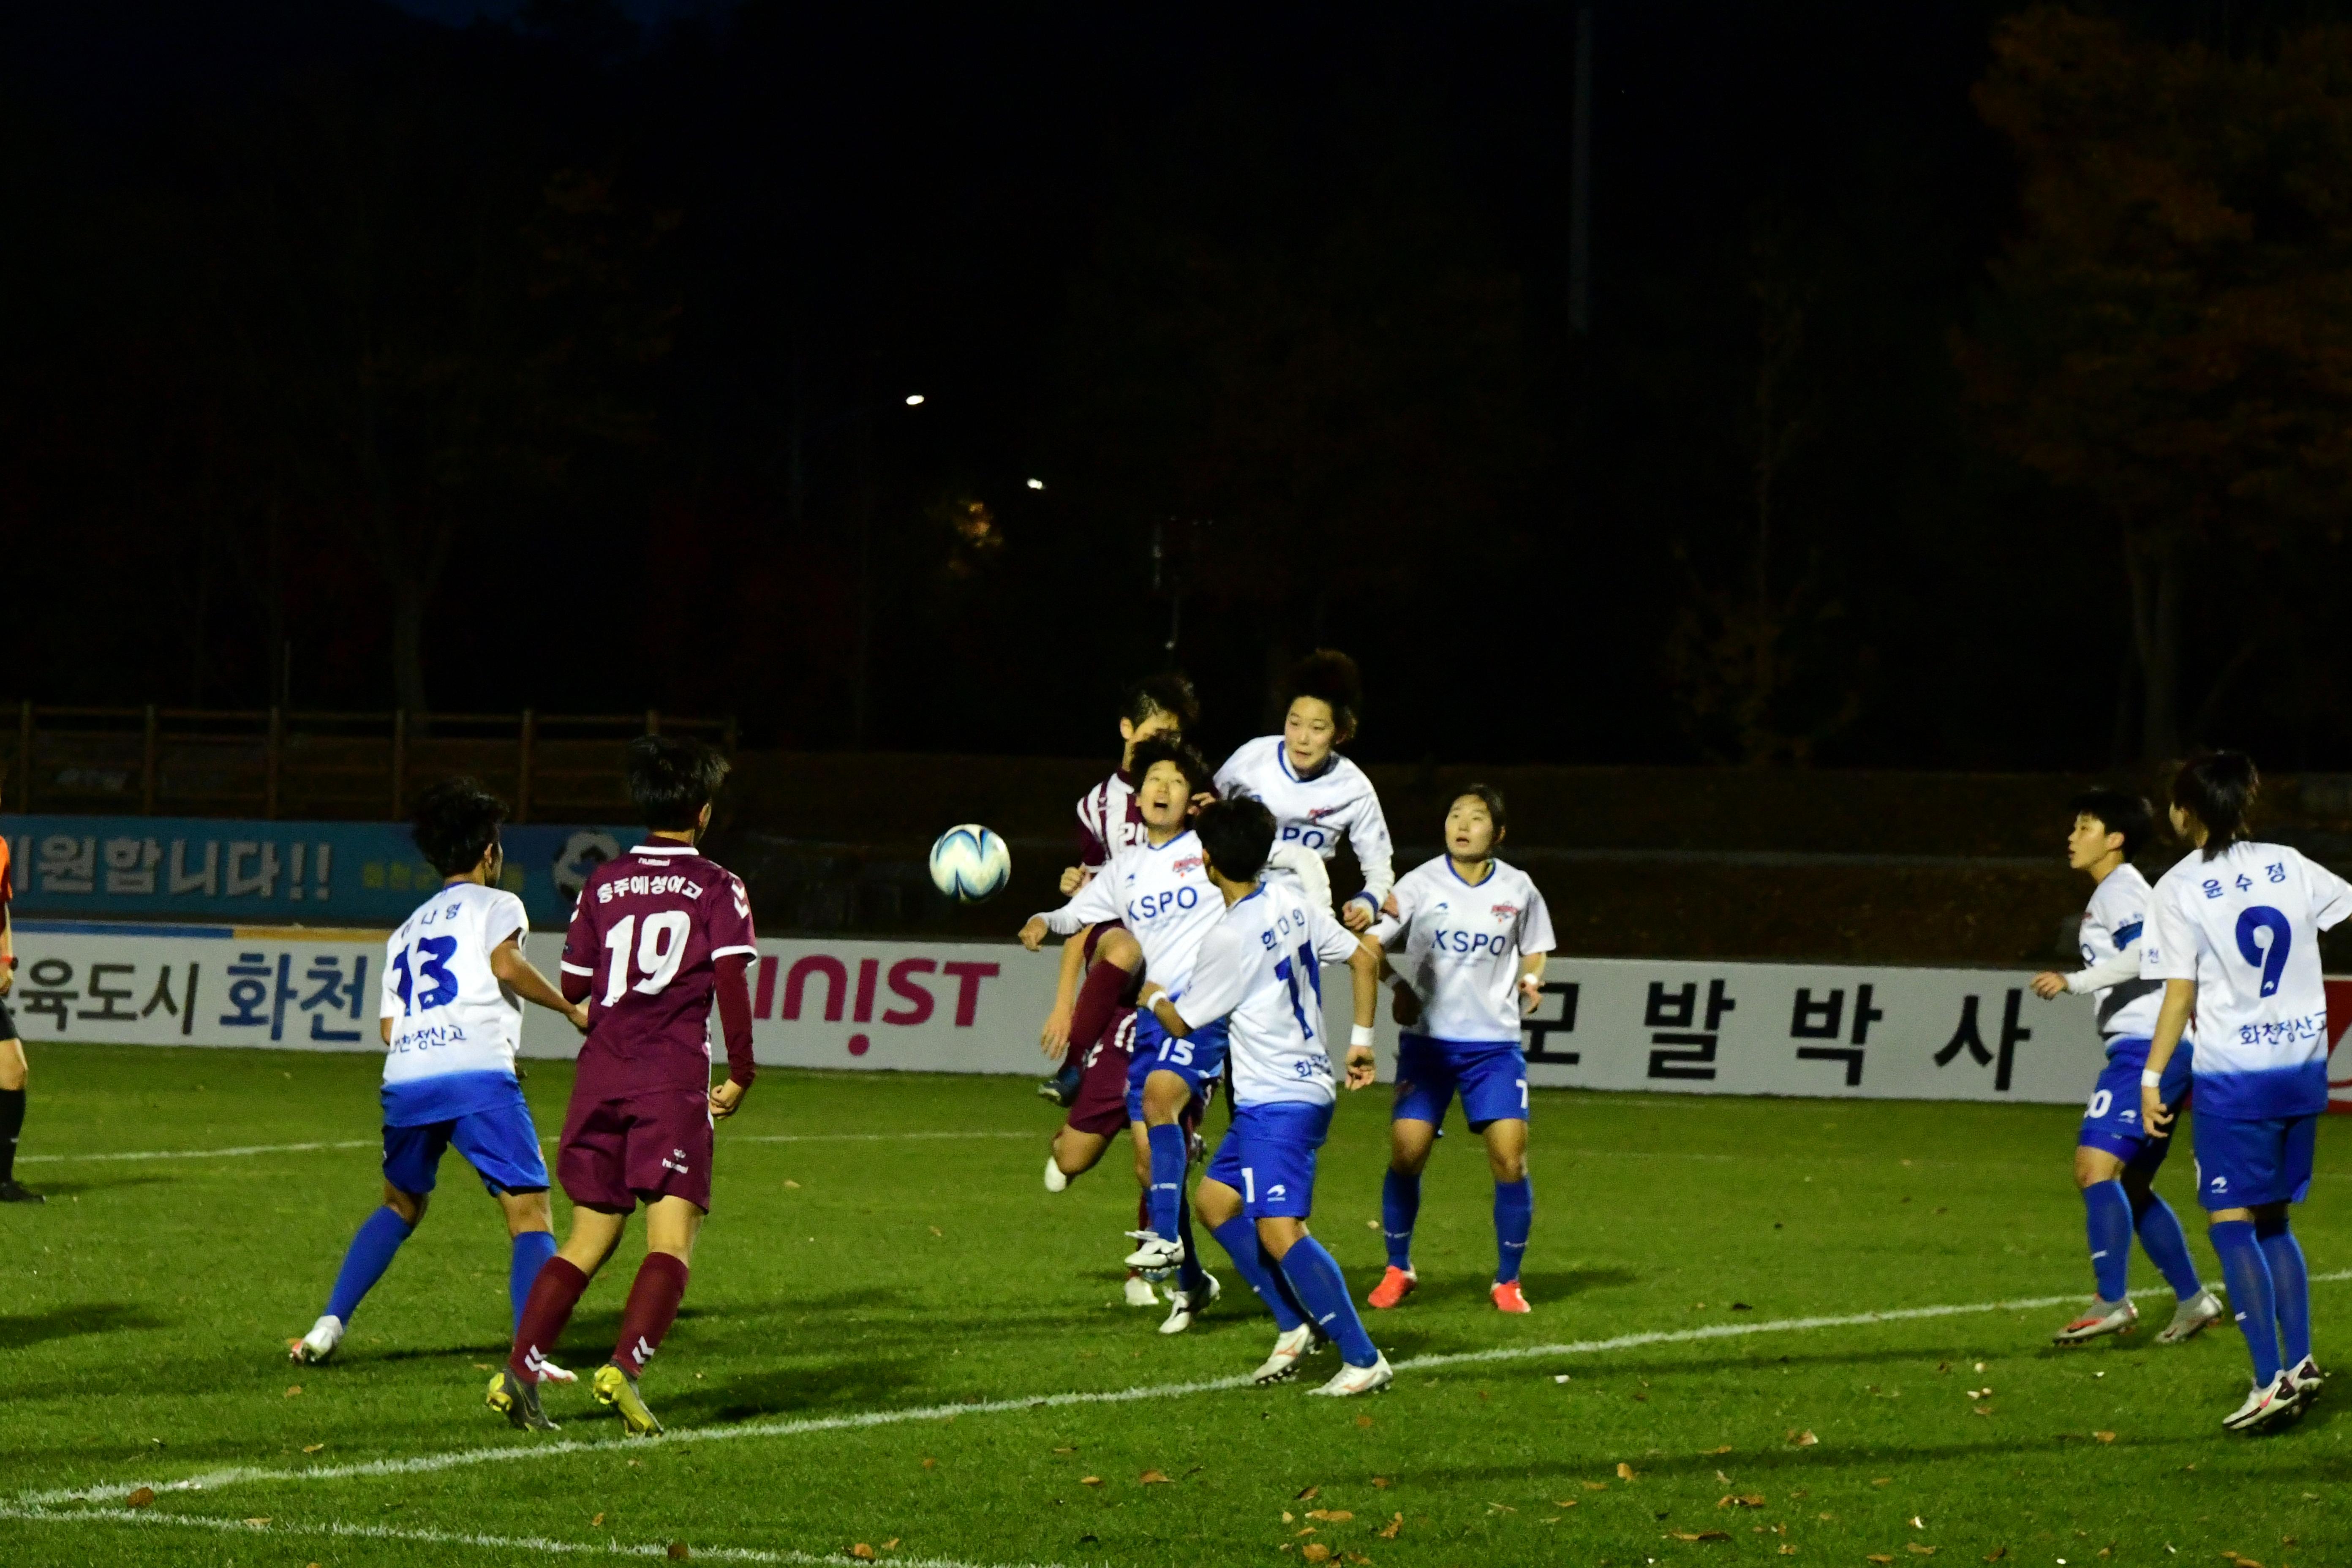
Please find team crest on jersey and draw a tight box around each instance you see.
[1490,903,1519,920]
[1174,856,1204,875]
[1307,806,1342,822]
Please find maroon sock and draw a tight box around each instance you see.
[612,1252,690,1377]
[510,1256,589,1383]
[1066,959,1133,1056]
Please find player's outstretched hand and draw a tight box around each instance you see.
[2029,971,2067,1000]
[566,1001,591,1032]
[1344,1046,1377,1091]
[2142,1083,2172,1139]
[1041,1005,1072,1057]
[710,1079,746,1121]
[1058,865,1083,896]
[1018,916,1050,953]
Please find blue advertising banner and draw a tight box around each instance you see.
[1,815,641,929]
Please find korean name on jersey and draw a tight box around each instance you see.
[2143,841,2352,1118]
[379,882,531,1101]
[1214,735,1395,903]
[1372,857,1555,1043]
[1039,829,1222,996]
[2080,863,2164,1043]
[1176,880,1361,1108]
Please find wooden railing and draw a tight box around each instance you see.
[2,703,734,822]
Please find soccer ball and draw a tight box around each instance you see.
[928,824,1012,903]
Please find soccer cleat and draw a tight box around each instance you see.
[1366,1266,1417,1310]
[1037,1078,1076,1107]
[592,1360,664,1437]
[1159,1273,1220,1336]
[536,1357,579,1386]
[1043,1155,1071,1194]
[1491,1280,1532,1315]
[0,1179,44,1204]
[2051,1296,2137,1345]
[1122,1271,1158,1307]
[1309,1353,1395,1397]
[1123,1230,1185,1272]
[290,1315,344,1365]
[2287,1355,2325,1404]
[1252,1324,1321,1386]
[2222,1373,2299,1432]
[485,1369,559,1432]
[2154,1288,2226,1346]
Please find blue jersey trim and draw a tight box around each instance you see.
[381,1069,524,1130]
[2112,920,2142,947]
[2190,1059,2330,1120]
[1443,858,1497,889]
[1274,746,1339,785]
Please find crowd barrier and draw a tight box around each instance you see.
[13,919,2351,1111]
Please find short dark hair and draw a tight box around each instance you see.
[1122,672,1201,731]
[1279,649,1363,739]
[2171,750,2259,860]
[1453,783,1508,846]
[2069,787,2153,859]
[411,777,508,878]
[627,734,730,832]
[1195,797,1275,884]
[1128,736,1216,801]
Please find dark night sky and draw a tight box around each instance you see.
[5,1,2346,770]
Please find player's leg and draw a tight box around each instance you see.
[0,1018,38,1202]
[296,1123,444,1364]
[2260,1112,2321,1399]
[2199,1112,2303,1429]
[2118,1106,2221,1344]
[1477,1116,1533,1312]
[1125,1066,1198,1270]
[595,1193,703,1436]
[1049,1014,1138,1192]
[1158,1092,1217,1334]
[1241,1101,1386,1392]
[1372,1033,1449,1308]
[2054,1142,2140,1343]
[497,1094,631,1426]
[449,1090,564,1340]
[1195,1163,1315,1382]
[1120,1117,1157,1306]
[1044,926,1138,1102]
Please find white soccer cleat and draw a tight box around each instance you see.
[1159,1273,1220,1336]
[1309,1353,1395,1397]
[2287,1355,2325,1404]
[1252,1324,1320,1386]
[1123,1230,1185,1273]
[536,1357,578,1386]
[1044,1155,1071,1194]
[2223,1372,2300,1432]
[2154,1288,2226,1346]
[2050,1296,2137,1345]
[290,1314,344,1365]
[1123,1271,1159,1308]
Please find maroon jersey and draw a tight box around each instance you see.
[560,840,759,1097]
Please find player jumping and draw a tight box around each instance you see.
[490,736,758,1435]
[2029,788,2222,1347]
[1215,650,1393,932]
[2142,751,2337,1431]
[1142,798,1389,1394]
[1364,785,1554,1315]
[292,780,588,1365]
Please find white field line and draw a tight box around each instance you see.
[18,1130,1033,1166]
[0,1503,1072,1568]
[28,1270,2350,1511]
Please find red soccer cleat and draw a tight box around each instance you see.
[1491,1281,1532,1314]
[1367,1266,1418,1310]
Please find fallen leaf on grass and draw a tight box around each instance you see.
[1355,1415,1374,1429]
[1667,1530,1732,1542]
[1907,1548,1938,1557]
[1780,1549,1798,1557]
[1872,1478,1892,1487]
[472,1363,494,1372]
[1582,1481,1609,1492]
[1911,1517,1926,1530]
[1971,1405,1993,1417]
[1303,1545,1332,1563]
[1295,1485,1321,1500]
[922,1458,937,1470]
[783,1179,800,1189]
[302,1444,325,1455]
[928,1226,943,1237]
[667,1546,690,1563]
[1486,1503,1516,1515]
[1617,1462,1639,1480]
[1282,1512,1294,1524]
[1711,1444,1734,1454]
[284,1385,303,1397]
[1305,1509,1353,1522]
[851,1549,876,1563]
[1376,1513,1403,1540]
[1052,1446,1074,1454]
[1080,1477,1102,1487]
[1786,1430,1818,1447]
[1982,1551,2006,1563]
[243,1517,270,1527]
[126,1489,155,1508]
[882,1540,898,1550]
[2093,1431,2116,1444]
[1371,1477,1390,1489]
[1717,1495,1766,1509]
[1139,1470,1172,1484]
[592,1513,605,1527]
[1345,1556,1372,1565]
[1552,1500,1581,1509]
[1869,1557,1895,1565]
[1366,1219,1380,1230]
[1294,1527,1318,1538]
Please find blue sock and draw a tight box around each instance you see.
[2211,1219,2282,1384]
[1493,1177,1533,1285]
[2082,1179,2133,1302]
[2128,1189,2202,1301]
[1381,1168,1420,1271]
[2257,1215,2312,1369]
[325,1206,414,1323]
[1277,1236,1380,1369]
[1146,1124,1187,1241]
[509,1230,558,1335]
[1209,1216,1303,1331]
[1174,1197,1208,1296]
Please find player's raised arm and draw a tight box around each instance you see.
[1020,864,1122,951]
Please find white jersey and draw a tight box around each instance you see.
[1214,735,1394,909]
[378,881,531,1100]
[1369,856,1554,1044]
[2077,863,2164,1042]
[1176,879,1361,1108]
[1039,829,1221,996]
[1075,770,1146,870]
[2143,840,2352,1119]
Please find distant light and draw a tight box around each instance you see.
[904,394,926,406]
[1026,478,1045,490]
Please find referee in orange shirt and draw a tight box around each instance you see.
[0,776,36,1202]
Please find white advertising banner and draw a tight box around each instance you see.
[12,920,2352,1111]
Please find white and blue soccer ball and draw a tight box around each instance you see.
[928,824,1012,903]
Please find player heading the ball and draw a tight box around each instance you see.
[1215,650,1394,932]
[490,735,758,1435]
[2141,751,2338,1433]
[1139,798,1392,1396]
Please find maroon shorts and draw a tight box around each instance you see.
[558,1086,714,1213]
[1065,1008,1139,1137]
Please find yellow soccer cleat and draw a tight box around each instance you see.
[486,1368,558,1432]
[593,1360,664,1436]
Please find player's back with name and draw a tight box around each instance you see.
[562,842,758,1097]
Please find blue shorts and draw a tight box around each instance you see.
[1126,1011,1228,1122]
[2078,1040,2194,1166]
[2193,1111,2319,1211]
[382,1089,548,1198]
[1205,1100,1333,1220]
[1393,1034,1528,1129]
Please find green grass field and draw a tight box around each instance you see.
[2,1044,2348,1568]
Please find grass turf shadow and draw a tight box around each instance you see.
[0,1302,172,1349]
